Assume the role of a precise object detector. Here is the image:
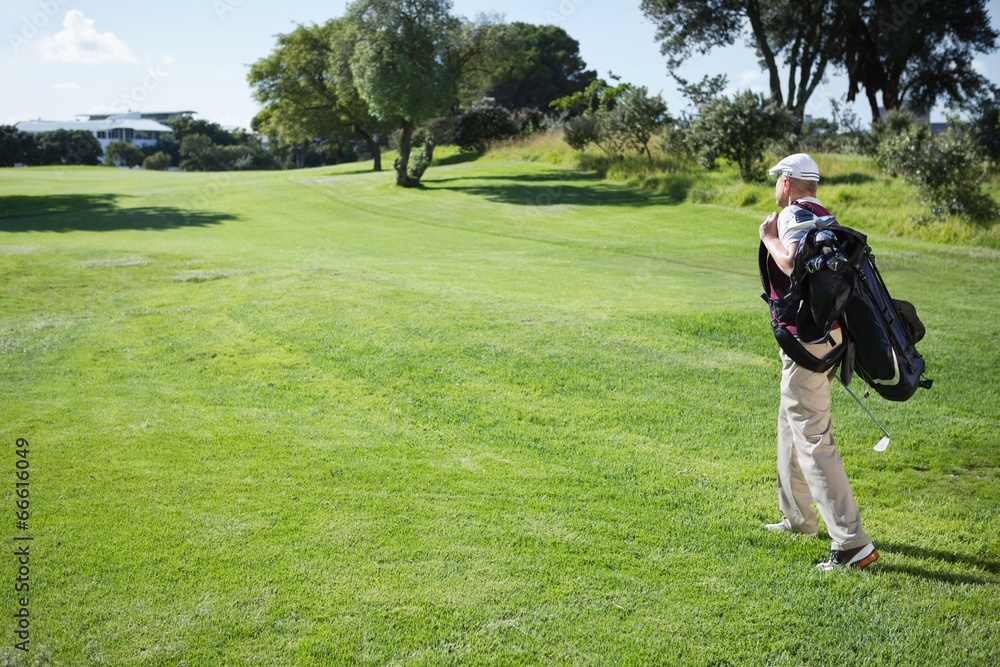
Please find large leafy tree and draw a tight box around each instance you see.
[641,0,997,129]
[347,0,462,186]
[347,0,503,187]
[248,19,390,171]
[640,0,847,130]
[841,0,998,121]
[485,23,597,111]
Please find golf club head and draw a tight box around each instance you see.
[874,436,891,452]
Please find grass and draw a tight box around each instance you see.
[487,132,1000,247]
[0,157,998,666]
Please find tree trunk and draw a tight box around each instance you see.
[745,0,784,107]
[867,88,881,126]
[394,118,419,187]
[408,139,435,183]
[353,124,381,171]
[882,80,900,115]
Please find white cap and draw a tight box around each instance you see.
[768,153,820,181]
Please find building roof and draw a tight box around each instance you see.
[16,115,174,134]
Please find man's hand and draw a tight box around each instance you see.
[759,212,778,241]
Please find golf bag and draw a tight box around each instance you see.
[760,219,932,402]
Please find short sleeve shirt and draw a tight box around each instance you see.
[778,197,834,248]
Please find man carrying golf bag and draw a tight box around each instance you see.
[758,154,879,570]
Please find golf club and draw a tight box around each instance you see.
[836,378,891,451]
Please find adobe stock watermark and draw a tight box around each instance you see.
[214,0,247,21]
[7,0,71,54]
[12,438,33,654]
[521,184,568,215]
[51,59,172,176]
[183,172,232,225]
[106,61,172,116]
[877,0,931,35]
[543,0,587,24]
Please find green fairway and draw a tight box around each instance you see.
[1,160,998,666]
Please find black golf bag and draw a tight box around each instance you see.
[760,222,932,402]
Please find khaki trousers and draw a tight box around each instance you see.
[777,330,870,550]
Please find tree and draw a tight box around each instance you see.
[347,0,502,187]
[248,19,390,171]
[179,133,256,171]
[641,0,998,129]
[484,23,597,112]
[641,0,848,130]
[347,0,462,186]
[553,80,669,162]
[37,130,103,165]
[179,134,218,171]
[157,117,237,168]
[842,0,998,121]
[0,126,40,166]
[687,90,795,182]
[105,141,144,167]
[600,86,669,164]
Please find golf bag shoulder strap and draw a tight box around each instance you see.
[759,241,844,373]
[775,322,844,371]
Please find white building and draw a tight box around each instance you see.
[16,111,189,162]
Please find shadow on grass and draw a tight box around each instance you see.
[432,152,482,166]
[0,194,236,233]
[315,165,382,177]
[825,172,875,186]
[874,541,998,585]
[426,171,674,208]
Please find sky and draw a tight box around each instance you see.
[3,0,1000,130]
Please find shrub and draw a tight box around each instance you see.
[142,151,172,170]
[971,105,1000,167]
[179,134,258,171]
[556,83,669,163]
[600,86,669,164]
[876,116,997,224]
[563,114,601,152]
[687,90,795,182]
[105,141,145,167]
[510,107,545,135]
[452,102,519,154]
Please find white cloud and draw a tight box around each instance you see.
[53,82,82,90]
[40,10,137,64]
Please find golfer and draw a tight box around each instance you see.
[758,153,879,570]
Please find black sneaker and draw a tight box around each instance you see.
[817,543,879,571]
